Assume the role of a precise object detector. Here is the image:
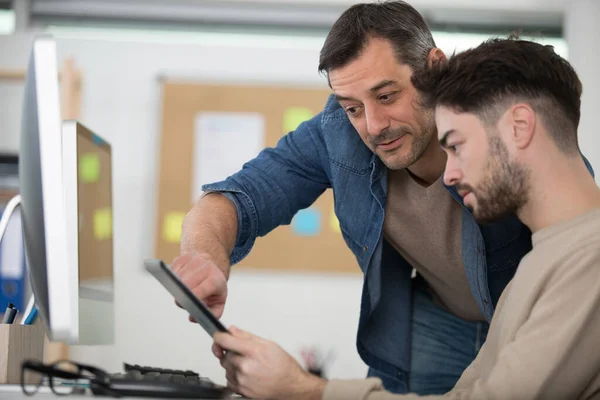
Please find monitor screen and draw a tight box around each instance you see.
[62,121,115,344]
[76,125,114,295]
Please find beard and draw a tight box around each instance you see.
[371,109,436,170]
[457,136,530,224]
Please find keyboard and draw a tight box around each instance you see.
[89,363,232,398]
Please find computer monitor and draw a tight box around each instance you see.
[17,35,114,344]
[19,35,73,341]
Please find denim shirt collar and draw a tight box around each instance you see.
[370,154,388,209]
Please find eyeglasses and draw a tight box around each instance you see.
[21,359,122,397]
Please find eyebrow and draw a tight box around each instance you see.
[334,93,358,102]
[439,129,456,148]
[369,79,398,93]
[334,80,399,103]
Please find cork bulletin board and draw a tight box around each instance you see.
[154,80,360,274]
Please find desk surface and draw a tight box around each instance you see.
[0,384,234,399]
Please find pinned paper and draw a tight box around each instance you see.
[292,208,321,237]
[163,212,186,243]
[93,208,112,240]
[283,107,313,133]
[329,210,341,234]
[192,112,265,202]
[79,153,100,183]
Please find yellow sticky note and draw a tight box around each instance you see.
[93,208,112,240]
[163,212,186,243]
[329,210,341,234]
[283,107,313,133]
[79,153,100,183]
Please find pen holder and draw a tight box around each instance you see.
[0,323,45,384]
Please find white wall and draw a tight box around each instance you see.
[0,32,367,384]
[565,0,600,184]
[224,0,568,10]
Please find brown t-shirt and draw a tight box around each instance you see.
[383,169,484,321]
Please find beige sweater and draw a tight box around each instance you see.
[324,209,600,400]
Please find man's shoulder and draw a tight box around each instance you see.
[314,94,354,126]
[559,213,600,263]
[521,210,600,279]
[299,94,356,139]
[322,93,345,118]
[305,94,374,172]
[535,209,600,252]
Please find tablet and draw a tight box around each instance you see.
[144,258,228,337]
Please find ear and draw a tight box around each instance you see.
[426,48,446,67]
[509,104,536,149]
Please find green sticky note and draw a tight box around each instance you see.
[283,107,313,133]
[79,153,100,183]
[93,207,112,240]
[163,212,186,243]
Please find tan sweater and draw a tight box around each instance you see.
[324,208,600,400]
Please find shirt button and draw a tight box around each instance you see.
[484,299,489,305]
[363,245,369,252]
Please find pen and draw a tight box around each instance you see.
[21,295,35,324]
[22,305,38,325]
[2,303,14,324]
[6,308,18,324]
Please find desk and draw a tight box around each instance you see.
[0,384,235,399]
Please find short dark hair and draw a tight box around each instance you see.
[318,1,436,77]
[411,36,583,153]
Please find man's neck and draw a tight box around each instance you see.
[518,155,600,233]
[406,139,447,187]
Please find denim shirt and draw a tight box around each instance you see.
[202,94,594,392]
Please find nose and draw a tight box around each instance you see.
[365,106,390,137]
[443,156,462,187]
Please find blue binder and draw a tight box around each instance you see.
[0,206,27,312]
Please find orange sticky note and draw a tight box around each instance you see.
[79,153,100,183]
[93,207,112,240]
[163,212,186,243]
